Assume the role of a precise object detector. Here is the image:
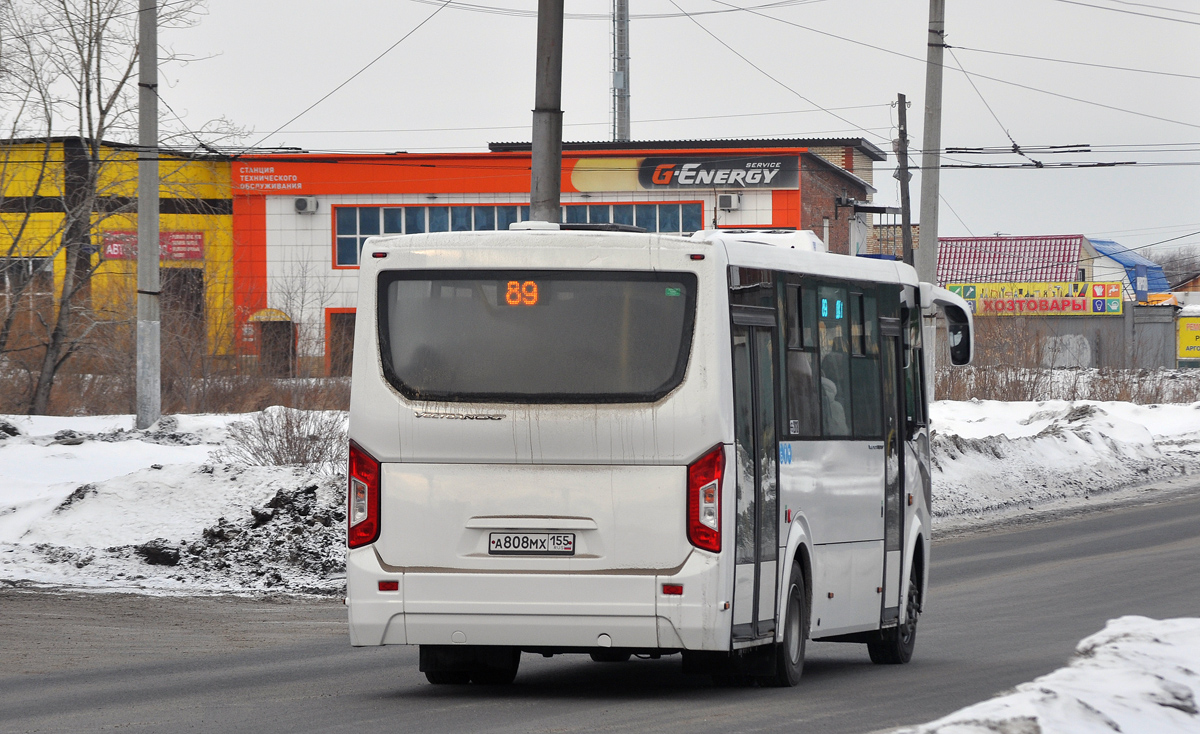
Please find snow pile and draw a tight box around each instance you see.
[3,400,1200,594]
[895,616,1200,734]
[930,400,1200,518]
[0,412,347,595]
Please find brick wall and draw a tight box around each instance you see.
[800,155,869,256]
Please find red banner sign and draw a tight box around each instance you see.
[102,231,204,261]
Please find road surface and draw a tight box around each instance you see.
[2,485,1198,734]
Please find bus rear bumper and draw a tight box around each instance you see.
[346,547,728,650]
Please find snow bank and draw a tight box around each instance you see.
[0,412,347,595]
[930,400,1200,518]
[2,399,1199,594]
[895,616,1200,734]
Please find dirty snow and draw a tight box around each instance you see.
[930,399,1200,520]
[895,616,1200,734]
[2,399,1200,595]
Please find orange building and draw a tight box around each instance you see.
[230,139,884,374]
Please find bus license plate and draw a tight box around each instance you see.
[488,532,575,556]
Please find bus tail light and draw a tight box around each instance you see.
[687,444,724,553]
[348,441,381,548]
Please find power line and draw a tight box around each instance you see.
[663,0,888,143]
[248,0,454,150]
[276,104,894,135]
[1050,0,1200,26]
[704,0,1200,132]
[950,45,1200,82]
[406,0,832,20]
[1107,0,1200,17]
[939,195,975,237]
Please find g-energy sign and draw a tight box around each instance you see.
[637,156,799,189]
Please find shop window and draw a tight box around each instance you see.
[0,257,53,312]
[658,204,680,233]
[636,204,657,231]
[498,206,519,230]
[333,202,699,267]
[383,208,404,234]
[682,202,703,233]
[328,311,356,377]
[429,206,449,232]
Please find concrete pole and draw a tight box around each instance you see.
[612,0,630,142]
[530,0,564,223]
[136,0,160,429]
[916,0,945,285]
[897,93,914,267]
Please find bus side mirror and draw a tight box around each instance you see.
[921,283,974,367]
[944,304,972,366]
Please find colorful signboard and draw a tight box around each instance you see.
[102,231,204,261]
[1178,317,1200,360]
[947,282,1124,316]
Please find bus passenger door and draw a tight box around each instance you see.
[730,307,779,643]
[879,317,904,622]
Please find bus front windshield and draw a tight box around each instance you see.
[377,270,697,403]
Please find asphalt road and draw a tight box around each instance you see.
[2,484,1199,734]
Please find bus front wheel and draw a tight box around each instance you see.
[868,565,920,664]
[764,562,807,687]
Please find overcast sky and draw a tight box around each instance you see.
[160,0,1200,253]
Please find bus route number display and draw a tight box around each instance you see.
[505,280,539,306]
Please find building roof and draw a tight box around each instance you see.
[488,137,888,161]
[937,235,1086,284]
[1088,238,1170,293]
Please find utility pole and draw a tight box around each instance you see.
[530,0,565,223]
[612,0,630,142]
[136,0,160,429]
[896,93,914,267]
[916,0,945,284]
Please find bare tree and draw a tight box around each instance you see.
[0,0,242,414]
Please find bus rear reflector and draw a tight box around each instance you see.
[687,444,724,553]
[348,441,381,549]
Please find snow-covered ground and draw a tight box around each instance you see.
[2,399,1200,595]
[895,616,1200,734]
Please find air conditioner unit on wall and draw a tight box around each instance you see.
[717,193,741,211]
[294,196,318,214]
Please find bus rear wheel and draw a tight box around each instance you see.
[763,562,807,687]
[868,564,920,665]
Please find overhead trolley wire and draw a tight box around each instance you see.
[663,0,889,143]
[247,0,455,151]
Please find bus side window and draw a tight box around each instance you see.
[850,294,882,438]
[785,284,820,437]
[904,314,926,432]
[817,285,852,437]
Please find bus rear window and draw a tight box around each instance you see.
[377,270,697,403]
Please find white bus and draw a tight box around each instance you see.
[346,225,973,686]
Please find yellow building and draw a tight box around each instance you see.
[0,137,234,356]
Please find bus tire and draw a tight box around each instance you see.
[469,648,521,685]
[764,562,807,687]
[425,671,470,685]
[868,564,920,665]
[590,650,632,663]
